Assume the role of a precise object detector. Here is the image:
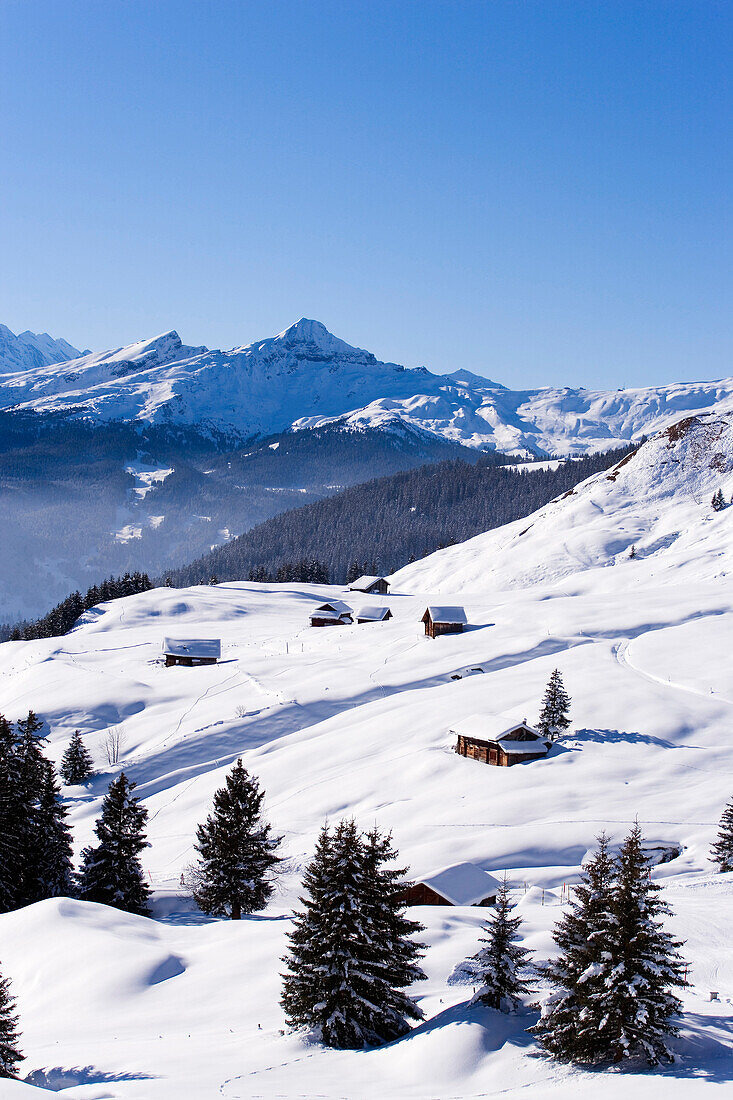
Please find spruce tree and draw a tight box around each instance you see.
[29,760,76,901]
[0,717,20,913]
[12,711,49,908]
[710,798,733,872]
[537,670,571,741]
[711,488,726,512]
[360,827,426,1039]
[533,834,617,1061]
[281,821,426,1048]
[78,773,151,916]
[190,759,282,919]
[60,729,94,785]
[597,823,687,1065]
[467,875,531,1012]
[0,967,23,1078]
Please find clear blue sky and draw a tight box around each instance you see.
[1,0,730,388]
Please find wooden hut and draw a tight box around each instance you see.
[163,637,221,667]
[453,714,550,767]
[309,600,353,627]
[356,605,393,624]
[348,575,390,595]
[400,862,501,907]
[422,605,467,638]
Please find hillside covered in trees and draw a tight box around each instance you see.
[168,447,635,587]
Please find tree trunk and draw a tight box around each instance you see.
[231,900,241,920]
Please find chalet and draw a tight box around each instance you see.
[422,605,467,639]
[356,605,393,624]
[453,714,550,767]
[349,575,390,595]
[400,862,501,907]
[309,600,353,627]
[163,637,221,667]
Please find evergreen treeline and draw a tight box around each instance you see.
[167,446,636,587]
[2,571,153,642]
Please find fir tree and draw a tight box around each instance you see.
[0,967,23,1078]
[12,711,48,908]
[282,821,426,1048]
[537,670,571,741]
[467,875,531,1012]
[60,729,94,785]
[190,759,282,919]
[598,823,687,1065]
[29,760,76,901]
[711,488,726,512]
[0,717,20,913]
[360,827,426,1040]
[533,834,617,1062]
[710,798,733,872]
[78,773,151,916]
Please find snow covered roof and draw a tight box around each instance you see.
[163,637,221,659]
[452,713,545,745]
[314,600,352,615]
[418,862,502,906]
[423,605,468,625]
[356,605,391,621]
[349,575,388,591]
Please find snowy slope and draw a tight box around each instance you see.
[0,324,84,373]
[1,317,732,455]
[394,412,733,593]
[1,469,733,1097]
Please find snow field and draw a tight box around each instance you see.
[0,560,732,1096]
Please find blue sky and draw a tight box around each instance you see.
[1,0,730,388]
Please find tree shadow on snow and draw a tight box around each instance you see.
[570,727,678,750]
[26,1066,157,1091]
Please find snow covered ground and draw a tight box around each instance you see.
[0,415,732,1098]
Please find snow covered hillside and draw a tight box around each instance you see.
[1,317,732,455]
[394,412,733,593]
[1,459,732,1097]
[0,325,83,373]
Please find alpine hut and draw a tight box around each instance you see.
[356,605,393,624]
[422,605,467,639]
[309,600,353,627]
[400,862,501,907]
[348,575,390,595]
[453,714,550,767]
[163,638,221,667]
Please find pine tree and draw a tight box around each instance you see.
[711,488,726,512]
[597,823,687,1065]
[533,834,617,1061]
[78,773,151,916]
[60,729,94,785]
[12,711,49,908]
[537,670,571,741]
[0,967,23,1078]
[281,821,426,1048]
[190,759,282,919]
[467,875,531,1012]
[710,798,733,872]
[29,760,76,901]
[0,717,21,913]
[629,544,636,559]
[360,827,426,1039]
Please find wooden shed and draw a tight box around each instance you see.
[356,605,393,624]
[163,637,221,667]
[453,714,550,767]
[349,575,390,595]
[400,862,501,907]
[422,605,467,638]
[309,600,353,627]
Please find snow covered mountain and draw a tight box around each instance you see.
[0,324,84,373]
[1,317,732,455]
[393,411,733,593]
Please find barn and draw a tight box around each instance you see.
[453,714,550,767]
[356,605,393,624]
[309,600,353,627]
[400,862,501,907]
[422,605,467,638]
[163,638,221,667]
[348,575,390,595]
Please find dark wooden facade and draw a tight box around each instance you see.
[356,609,393,624]
[310,615,349,628]
[422,611,465,639]
[164,654,218,668]
[399,881,496,907]
[455,727,548,767]
[350,577,390,595]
